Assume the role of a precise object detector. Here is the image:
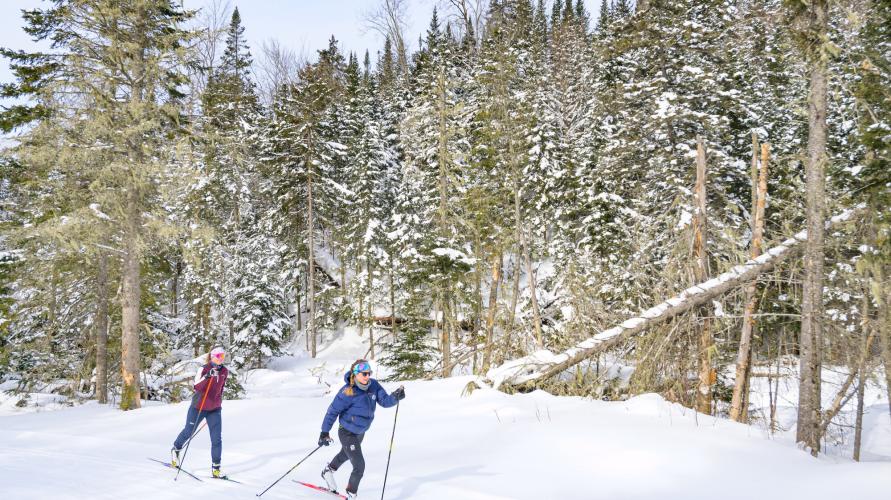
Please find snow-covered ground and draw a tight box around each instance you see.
[1,330,889,499]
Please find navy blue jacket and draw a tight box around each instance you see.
[321,372,398,435]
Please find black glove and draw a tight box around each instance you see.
[206,367,219,378]
[392,386,405,401]
[318,431,331,447]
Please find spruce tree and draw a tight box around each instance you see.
[596,0,611,36]
[259,38,346,357]
[854,0,891,416]
[397,9,473,376]
[471,0,545,360]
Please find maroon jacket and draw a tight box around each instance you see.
[190,363,228,411]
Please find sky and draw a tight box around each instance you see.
[0,0,604,112]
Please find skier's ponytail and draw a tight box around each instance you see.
[343,360,361,396]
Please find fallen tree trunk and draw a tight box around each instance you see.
[485,207,862,391]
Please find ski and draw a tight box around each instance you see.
[147,457,203,482]
[293,480,348,499]
[210,475,243,484]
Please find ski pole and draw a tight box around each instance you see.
[256,445,323,497]
[171,419,208,460]
[380,399,400,500]
[183,420,208,445]
[175,370,214,481]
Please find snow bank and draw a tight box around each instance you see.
[1,374,887,499]
[0,319,886,499]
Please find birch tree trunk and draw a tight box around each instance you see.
[389,253,397,339]
[482,251,502,372]
[436,64,452,377]
[525,236,543,348]
[854,285,872,460]
[730,143,769,422]
[95,251,109,404]
[172,258,181,317]
[307,144,317,358]
[876,263,891,422]
[797,0,829,455]
[367,262,374,359]
[693,137,713,415]
[853,355,867,461]
[440,294,452,377]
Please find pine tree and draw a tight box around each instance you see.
[379,320,436,380]
[552,0,564,26]
[532,0,549,48]
[2,0,195,410]
[185,5,264,354]
[259,38,347,358]
[574,0,589,32]
[380,36,397,89]
[397,9,474,376]
[613,0,634,19]
[596,0,611,37]
[230,234,290,368]
[854,0,891,417]
[471,0,546,363]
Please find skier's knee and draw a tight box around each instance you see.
[353,457,365,476]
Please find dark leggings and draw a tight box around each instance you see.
[328,426,365,494]
[173,406,222,464]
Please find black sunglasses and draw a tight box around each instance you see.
[358,371,372,376]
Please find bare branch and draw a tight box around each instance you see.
[362,0,410,75]
[191,0,231,93]
[439,0,489,42]
[486,206,865,390]
[255,38,306,107]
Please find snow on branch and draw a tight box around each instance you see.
[485,207,863,390]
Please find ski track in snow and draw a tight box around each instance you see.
[0,330,889,499]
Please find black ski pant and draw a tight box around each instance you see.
[328,426,365,494]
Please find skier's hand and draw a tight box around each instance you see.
[318,432,332,447]
[207,367,219,378]
[392,386,405,401]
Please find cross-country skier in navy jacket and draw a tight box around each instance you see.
[317,359,405,499]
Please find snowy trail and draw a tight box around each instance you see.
[1,337,889,499]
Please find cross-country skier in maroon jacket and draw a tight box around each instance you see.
[170,346,229,477]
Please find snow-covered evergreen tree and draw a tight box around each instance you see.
[395,9,475,376]
[1,0,195,409]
